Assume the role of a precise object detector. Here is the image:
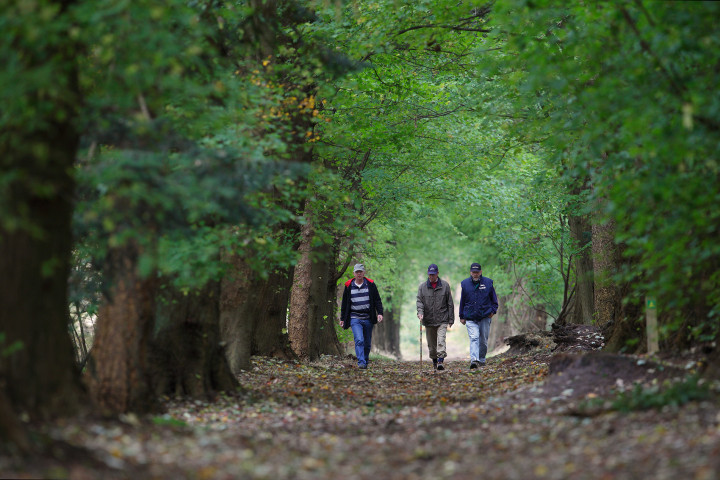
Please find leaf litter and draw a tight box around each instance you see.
[2,325,720,479]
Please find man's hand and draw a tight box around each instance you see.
[460,318,466,325]
[339,321,344,328]
[377,315,383,323]
[418,313,424,321]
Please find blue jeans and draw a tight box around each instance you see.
[350,317,373,367]
[466,317,492,364]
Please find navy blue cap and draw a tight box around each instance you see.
[470,263,482,272]
[427,264,439,274]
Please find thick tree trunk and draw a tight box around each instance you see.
[219,253,294,374]
[569,214,594,325]
[288,207,341,360]
[88,244,157,414]
[152,282,238,398]
[372,294,401,359]
[0,69,83,421]
[252,269,294,356]
[592,218,646,353]
[288,219,314,358]
[592,218,619,328]
[0,199,83,419]
[220,257,255,373]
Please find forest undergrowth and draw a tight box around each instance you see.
[3,325,719,480]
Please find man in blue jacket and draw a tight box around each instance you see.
[459,263,499,369]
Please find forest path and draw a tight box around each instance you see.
[5,333,719,479]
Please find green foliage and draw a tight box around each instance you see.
[152,414,188,429]
[335,322,353,344]
[487,1,720,334]
[66,0,352,313]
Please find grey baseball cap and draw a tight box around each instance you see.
[353,263,365,272]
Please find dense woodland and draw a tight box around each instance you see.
[1,0,719,477]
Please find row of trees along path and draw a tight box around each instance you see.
[2,1,720,478]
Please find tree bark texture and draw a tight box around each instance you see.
[372,294,401,359]
[592,218,619,328]
[220,252,294,373]
[0,20,83,419]
[288,208,341,360]
[569,214,594,325]
[592,218,647,353]
[488,276,546,352]
[88,244,157,414]
[152,282,238,398]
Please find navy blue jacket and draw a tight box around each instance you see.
[459,276,499,321]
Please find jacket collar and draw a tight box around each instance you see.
[345,277,374,287]
[426,277,442,288]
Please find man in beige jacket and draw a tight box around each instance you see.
[417,264,455,370]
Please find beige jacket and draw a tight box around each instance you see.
[416,278,455,327]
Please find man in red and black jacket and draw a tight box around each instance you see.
[340,263,384,369]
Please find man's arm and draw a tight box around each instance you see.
[416,284,425,320]
[446,282,455,325]
[372,283,384,321]
[490,284,499,316]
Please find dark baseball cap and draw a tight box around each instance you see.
[427,264,439,274]
[470,263,482,272]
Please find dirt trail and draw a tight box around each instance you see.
[2,325,718,479]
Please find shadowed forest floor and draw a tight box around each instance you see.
[3,326,719,479]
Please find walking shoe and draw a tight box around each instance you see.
[469,361,478,369]
[437,358,445,371]
[359,364,367,369]
[432,359,438,370]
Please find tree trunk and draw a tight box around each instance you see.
[569,214,594,325]
[220,252,294,374]
[288,217,314,359]
[152,282,238,398]
[252,269,294,356]
[372,293,401,359]
[489,276,546,351]
[288,206,341,360]
[592,218,647,353]
[592,218,619,328]
[487,293,518,353]
[88,243,157,415]
[0,47,83,421]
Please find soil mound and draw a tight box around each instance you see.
[540,351,684,400]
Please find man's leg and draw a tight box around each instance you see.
[435,323,448,370]
[350,318,367,367]
[362,318,373,364]
[477,316,492,365]
[466,320,480,367]
[425,326,438,361]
